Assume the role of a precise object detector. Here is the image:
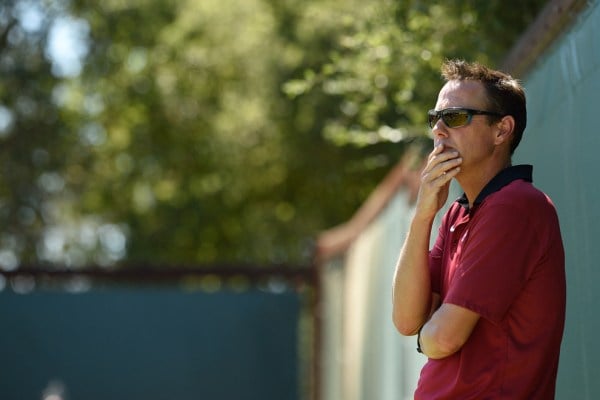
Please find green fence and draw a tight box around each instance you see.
[515,2,600,398]
[0,286,301,399]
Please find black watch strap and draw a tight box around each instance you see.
[416,326,424,354]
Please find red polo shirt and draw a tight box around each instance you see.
[415,165,566,400]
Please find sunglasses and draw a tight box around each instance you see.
[428,107,503,129]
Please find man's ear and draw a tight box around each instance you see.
[495,115,515,146]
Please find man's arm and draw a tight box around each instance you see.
[419,303,480,359]
[392,214,437,335]
[392,144,462,335]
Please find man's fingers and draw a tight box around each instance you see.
[438,166,461,182]
[423,156,462,182]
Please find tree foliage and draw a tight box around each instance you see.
[0,0,546,269]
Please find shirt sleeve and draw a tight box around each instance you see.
[429,239,442,295]
[444,202,542,324]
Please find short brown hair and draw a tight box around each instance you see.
[441,59,526,154]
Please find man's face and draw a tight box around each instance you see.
[432,80,499,173]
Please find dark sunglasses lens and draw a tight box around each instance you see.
[427,111,439,128]
[443,111,470,128]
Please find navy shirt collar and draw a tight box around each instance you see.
[457,164,533,209]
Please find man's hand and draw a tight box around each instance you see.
[415,144,462,220]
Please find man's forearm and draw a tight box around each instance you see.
[392,214,435,336]
[419,313,451,359]
[418,302,480,359]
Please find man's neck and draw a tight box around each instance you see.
[457,159,512,209]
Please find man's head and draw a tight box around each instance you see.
[440,59,526,155]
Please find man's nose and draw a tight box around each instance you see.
[432,120,449,138]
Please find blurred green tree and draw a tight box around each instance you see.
[0,0,546,269]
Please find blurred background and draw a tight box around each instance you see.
[2,0,590,399]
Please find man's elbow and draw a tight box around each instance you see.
[392,311,421,336]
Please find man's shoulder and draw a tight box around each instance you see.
[484,180,560,229]
[494,179,554,208]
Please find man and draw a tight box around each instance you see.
[392,59,565,399]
